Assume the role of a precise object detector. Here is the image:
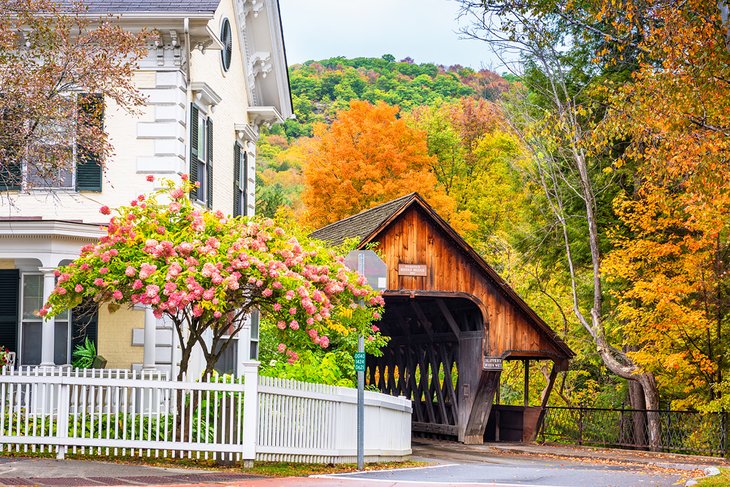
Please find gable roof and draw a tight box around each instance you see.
[309,194,416,247]
[310,193,574,359]
[68,1,220,13]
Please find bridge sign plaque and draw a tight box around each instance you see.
[483,357,503,371]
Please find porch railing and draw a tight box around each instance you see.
[540,406,728,456]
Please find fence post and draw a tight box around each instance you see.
[578,408,584,445]
[241,360,259,468]
[55,374,70,460]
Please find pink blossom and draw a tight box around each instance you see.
[99,267,109,275]
[54,269,61,277]
[285,290,295,300]
[181,173,189,181]
[277,343,286,353]
[94,278,105,287]
[306,317,314,325]
[289,320,299,330]
[213,311,222,319]
[262,288,273,297]
[132,279,143,290]
[56,287,67,295]
[277,320,287,330]
[99,205,111,215]
[273,303,281,312]
[125,266,136,277]
[192,305,203,317]
[145,285,160,298]
[371,325,380,333]
[319,336,329,348]
[308,328,318,340]
[74,284,84,293]
[146,175,155,182]
[373,312,381,320]
[139,263,157,279]
[38,308,48,317]
[113,290,123,300]
[289,307,297,315]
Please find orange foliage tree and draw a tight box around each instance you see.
[301,100,468,229]
[601,0,730,408]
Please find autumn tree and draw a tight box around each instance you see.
[43,178,386,380]
[0,0,146,190]
[301,100,467,230]
[600,0,730,409]
[457,0,665,447]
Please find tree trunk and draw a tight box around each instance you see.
[628,379,647,449]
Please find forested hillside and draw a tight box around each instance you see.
[257,20,728,423]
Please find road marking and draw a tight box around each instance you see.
[315,463,459,476]
[311,476,567,487]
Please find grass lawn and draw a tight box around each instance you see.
[693,468,730,486]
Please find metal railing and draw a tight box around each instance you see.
[540,406,728,456]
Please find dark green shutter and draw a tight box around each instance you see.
[233,143,241,217]
[76,93,103,192]
[243,150,248,213]
[206,118,213,208]
[189,104,199,200]
[0,96,22,190]
[71,298,98,350]
[0,162,21,191]
[0,270,19,353]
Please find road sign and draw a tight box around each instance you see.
[483,357,503,371]
[345,250,387,290]
[354,351,366,372]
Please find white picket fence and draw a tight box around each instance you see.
[0,365,257,462]
[257,376,412,463]
[0,365,412,464]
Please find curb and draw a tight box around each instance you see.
[685,466,721,486]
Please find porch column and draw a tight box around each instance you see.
[143,306,157,370]
[40,268,56,366]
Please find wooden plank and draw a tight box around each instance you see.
[533,362,559,440]
[462,370,501,444]
[412,421,458,436]
[436,299,461,339]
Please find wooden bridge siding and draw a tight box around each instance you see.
[375,207,561,359]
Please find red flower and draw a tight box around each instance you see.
[99,205,111,215]
[146,175,155,182]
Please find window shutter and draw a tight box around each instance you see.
[0,162,21,191]
[189,104,199,200]
[243,150,249,214]
[0,270,19,354]
[233,143,241,217]
[206,118,213,208]
[71,298,98,350]
[76,93,104,192]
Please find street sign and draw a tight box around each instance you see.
[345,250,387,290]
[483,357,503,371]
[354,352,366,372]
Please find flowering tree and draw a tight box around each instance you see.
[43,177,385,380]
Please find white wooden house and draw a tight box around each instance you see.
[0,0,292,378]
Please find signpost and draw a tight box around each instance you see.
[345,250,387,471]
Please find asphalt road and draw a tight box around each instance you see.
[313,457,685,486]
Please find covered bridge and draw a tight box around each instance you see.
[311,194,573,444]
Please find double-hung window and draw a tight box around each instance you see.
[20,274,70,365]
[190,104,213,207]
[0,93,103,192]
[233,142,248,217]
